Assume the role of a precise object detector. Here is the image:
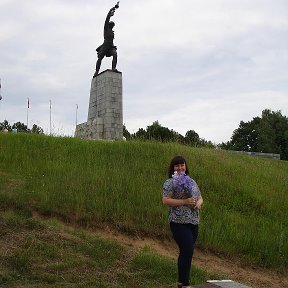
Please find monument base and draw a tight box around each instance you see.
[75,69,123,141]
[75,118,103,140]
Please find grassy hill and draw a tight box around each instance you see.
[0,133,287,284]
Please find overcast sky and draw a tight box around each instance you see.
[0,0,287,143]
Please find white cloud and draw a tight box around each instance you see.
[125,90,288,143]
[0,0,287,143]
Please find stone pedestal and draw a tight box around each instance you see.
[75,69,123,140]
[191,280,252,288]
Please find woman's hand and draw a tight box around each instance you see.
[185,197,197,207]
[195,196,203,209]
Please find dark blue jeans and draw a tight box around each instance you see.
[170,222,199,286]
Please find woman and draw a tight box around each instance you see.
[162,156,203,288]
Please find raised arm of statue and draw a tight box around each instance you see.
[104,9,114,30]
[104,2,119,31]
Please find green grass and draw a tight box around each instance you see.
[0,209,213,287]
[0,133,287,272]
[130,246,210,287]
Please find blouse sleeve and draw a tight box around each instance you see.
[162,179,173,197]
[191,179,201,197]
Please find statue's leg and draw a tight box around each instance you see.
[111,50,117,71]
[93,51,105,78]
[93,58,102,78]
[95,58,102,74]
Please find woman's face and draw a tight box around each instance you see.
[174,163,186,174]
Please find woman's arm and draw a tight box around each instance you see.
[162,196,196,207]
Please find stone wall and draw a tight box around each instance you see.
[74,118,104,140]
[226,150,280,160]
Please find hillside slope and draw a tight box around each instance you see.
[0,133,287,273]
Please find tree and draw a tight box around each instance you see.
[31,124,44,134]
[134,128,147,139]
[198,138,215,148]
[229,118,260,152]
[129,121,214,147]
[222,109,288,160]
[145,121,183,142]
[0,120,12,132]
[123,124,131,140]
[146,121,164,140]
[12,122,30,133]
[185,130,200,146]
[0,120,44,135]
[259,109,288,158]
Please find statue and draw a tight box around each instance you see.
[93,2,120,78]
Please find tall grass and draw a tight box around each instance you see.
[0,133,287,271]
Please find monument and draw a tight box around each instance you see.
[75,2,123,140]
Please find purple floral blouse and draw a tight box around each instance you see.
[162,178,201,225]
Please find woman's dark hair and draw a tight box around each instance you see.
[168,156,189,178]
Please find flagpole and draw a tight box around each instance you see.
[27,98,29,129]
[49,100,52,136]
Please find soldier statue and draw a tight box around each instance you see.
[93,2,120,78]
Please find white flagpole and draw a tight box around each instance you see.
[49,100,52,135]
[27,98,30,129]
[0,78,2,101]
[76,104,78,127]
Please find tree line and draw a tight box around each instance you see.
[2,109,288,160]
[123,120,214,148]
[220,109,288,160]
[0,120,44,134]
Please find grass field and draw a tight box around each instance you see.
[0,133,287,274]
[1,209,216,287]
